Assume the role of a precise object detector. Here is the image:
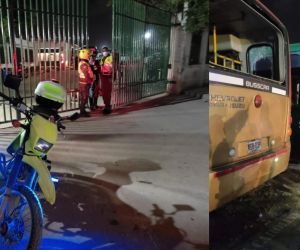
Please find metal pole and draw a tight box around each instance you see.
[151,15,154,96]
[80,0,84,48]
[213,25,217,64]
[112,0,115,106]
[17,0,26,106]
[6,0,16,119]
[114,0,118,106]
[61,0,65,79]
[129,2,133,103]
[122,0,126,106]
[141,6,145,98]
[46,0,51,79]
[153,23,156,95]
[132,11,136,102]
[52,0,57,80]
[67,0,71,109]
[71,0,75,92]
[85,0,88,47]
[77,0,80,48]
[124,0,127,105]
[142,5,147,99]
[0,1,8,122]
[112,0,117,107]
[62,0,68,109]
[134,2,137,102]
[41,0,46,81]
[136,8,141,101]
[24,0,33,106]
[35,0,41,84]
[165,18,171,93]
[75,0,78,91]
[80,0,84,110]
[57,0,62,84]
[139,5,144,100]
[118,0,121,106]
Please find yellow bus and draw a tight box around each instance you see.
[209,0,292,211]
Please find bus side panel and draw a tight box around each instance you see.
[209,68,291,211]
[209,83,290,168]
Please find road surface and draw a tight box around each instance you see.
[210,163,300,250]
[0,94,208,250]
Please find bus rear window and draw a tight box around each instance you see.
[248,45,274,79]
[209,0,285,83]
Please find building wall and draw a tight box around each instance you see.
[167,24,208,94]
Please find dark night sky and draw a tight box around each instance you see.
[88,0,112,49]
[87,0,300,46]
[263,0,300,43]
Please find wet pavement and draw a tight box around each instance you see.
[41,173,191,250]
[0,93,208,250]
[210,164,300,250]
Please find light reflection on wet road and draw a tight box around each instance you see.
[0,96,208,249]
[40,173,185,250]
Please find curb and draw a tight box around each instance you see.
[183,87,209,99]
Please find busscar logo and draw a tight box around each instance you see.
[245,80,270,91]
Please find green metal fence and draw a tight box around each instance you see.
[112,0,171,107]
[0,0,88,124]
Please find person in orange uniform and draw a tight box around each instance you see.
[100,46,113,115]
[78,48,94,117]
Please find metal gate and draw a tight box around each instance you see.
[112,0,171,107]
[0,0,88,124]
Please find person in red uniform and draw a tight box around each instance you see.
[100,46,113,115]
[78,48,94,117]
[88,47,101,110]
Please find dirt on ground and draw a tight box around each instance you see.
[210,164,300,250]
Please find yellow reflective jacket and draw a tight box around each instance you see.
[100,55,113,76]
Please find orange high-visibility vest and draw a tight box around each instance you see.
[78,60,94,84]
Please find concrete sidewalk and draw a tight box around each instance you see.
[0,94,208,249]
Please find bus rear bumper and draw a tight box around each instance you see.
[209,147,290,212]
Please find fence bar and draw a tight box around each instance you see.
[0,0,87,124]
[0,1,8,122]
[17,0,26,108]
[6,0,15,119]
[24,0,33,106]
[70,0,76,94]
[52,0,57,80]
[57,0,62,83]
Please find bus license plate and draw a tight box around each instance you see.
[248,140,261,153]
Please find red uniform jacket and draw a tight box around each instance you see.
[78,60,94,84]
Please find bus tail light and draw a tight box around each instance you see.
[287,116,292,137]
[287,128,292,137]
[289,116,293,125]
[254,95,262,108]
